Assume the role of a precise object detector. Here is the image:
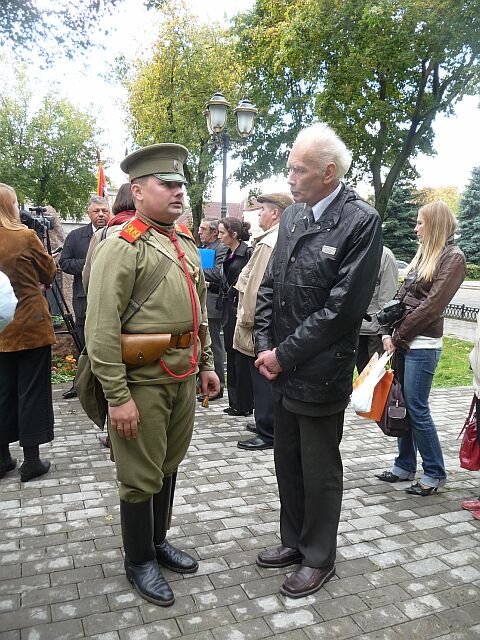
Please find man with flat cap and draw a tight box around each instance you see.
[85,143,219,607]
[234,193,293,450]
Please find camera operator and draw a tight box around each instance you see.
[59,196,111,399]
[0,183,57,482]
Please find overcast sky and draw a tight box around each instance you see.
[17,0,480,201]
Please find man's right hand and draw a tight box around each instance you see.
[108,399,140,439]
[382,336,396,354]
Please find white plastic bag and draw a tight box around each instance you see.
[351,351,392,413]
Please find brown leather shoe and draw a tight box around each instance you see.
[257,545,303,568]
[281,564,335,598]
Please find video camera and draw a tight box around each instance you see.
[19,205,54,240]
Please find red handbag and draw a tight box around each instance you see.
[458,395,480,471]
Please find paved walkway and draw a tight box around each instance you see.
[1,385,479,640]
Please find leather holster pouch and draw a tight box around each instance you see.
[121,333,172,367]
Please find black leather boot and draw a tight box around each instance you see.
[120,499,174,606]
[153,473,199,574]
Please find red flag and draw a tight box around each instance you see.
[96,151,109,201]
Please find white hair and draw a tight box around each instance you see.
[294,123,352,180]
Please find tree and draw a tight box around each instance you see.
[126,1,243,234]
[382,184,420,261]
[233,0,480,217]
[458,166,480,264]
[231,5,317,190]
[0,0,121,60]
[418,186,460,216]
[0,70,98,218]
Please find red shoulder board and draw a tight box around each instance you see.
[119,218,150,243]
[175,224,195,241]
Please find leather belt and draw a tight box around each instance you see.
[169,332,194,349]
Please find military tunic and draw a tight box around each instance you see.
[85,215,214,502]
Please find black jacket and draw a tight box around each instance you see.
[254,185,383,404]
[202,238,228,321]
[59,223,94,322]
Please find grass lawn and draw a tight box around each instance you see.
[433,336,473,388]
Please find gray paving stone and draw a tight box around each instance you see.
[176,605,236,635]
[265,607,320,633]
[305,616,363,639]
[1,386,479,639]
[211,617,272,640]
[394,614,452,639]
[118,619,180,639]
[229,594,284,622]
[0,607,50,633]
[51,594,110,621]
[82,608,142,636]
[352,603,409,632]
[20,620,84,639]
[22,583,79,607]
[313,594,368,620]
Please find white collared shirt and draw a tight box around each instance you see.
[311,182,343,222]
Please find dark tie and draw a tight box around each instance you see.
[304,206,315,228]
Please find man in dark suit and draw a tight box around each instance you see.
[59,196,110,398]
[198,218,227,400]
[254,123,382,598]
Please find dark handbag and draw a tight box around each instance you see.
[458,395,480,471]
[376,376,410,437]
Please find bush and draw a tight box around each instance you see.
[465,263,480,280]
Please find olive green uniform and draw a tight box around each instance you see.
[85,216,214,502]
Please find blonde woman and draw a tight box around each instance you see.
[0,184,57,481]
[376,201,466,495]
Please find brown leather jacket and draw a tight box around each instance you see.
[0,227,57,352]
[392,241,466,349]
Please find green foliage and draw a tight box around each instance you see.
[458,166,480,265]
[126,0,243,234]
[0,67,98,219]
[465,263,480,280]
[382,183,419,261]
[233,0,480,217]
[231,3,316,190]
[433,337,474,388]
[0,0,121,61]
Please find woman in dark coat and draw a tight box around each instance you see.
[0,183,57,481]
[217,217,254,416]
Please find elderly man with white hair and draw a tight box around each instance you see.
[254,123,383,598]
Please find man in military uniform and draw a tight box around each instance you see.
[85,144,219,606]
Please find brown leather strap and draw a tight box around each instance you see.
[169,332,194,349]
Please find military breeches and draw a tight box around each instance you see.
[109,377,196,503]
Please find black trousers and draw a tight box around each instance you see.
[223,300,253,412]
[208,317,225,388]
[274,398,344,567]
[0,346,54,447]
[227,350,253,412]
[249,357,274,443]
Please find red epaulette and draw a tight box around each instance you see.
[175,224,195,241]
[119,218,150,243]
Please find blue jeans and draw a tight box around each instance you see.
[391,348,446,488]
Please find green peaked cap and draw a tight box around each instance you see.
[120,143,188,183]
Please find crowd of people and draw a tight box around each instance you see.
[0,122,478,607]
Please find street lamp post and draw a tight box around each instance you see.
[205,91,258,217]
